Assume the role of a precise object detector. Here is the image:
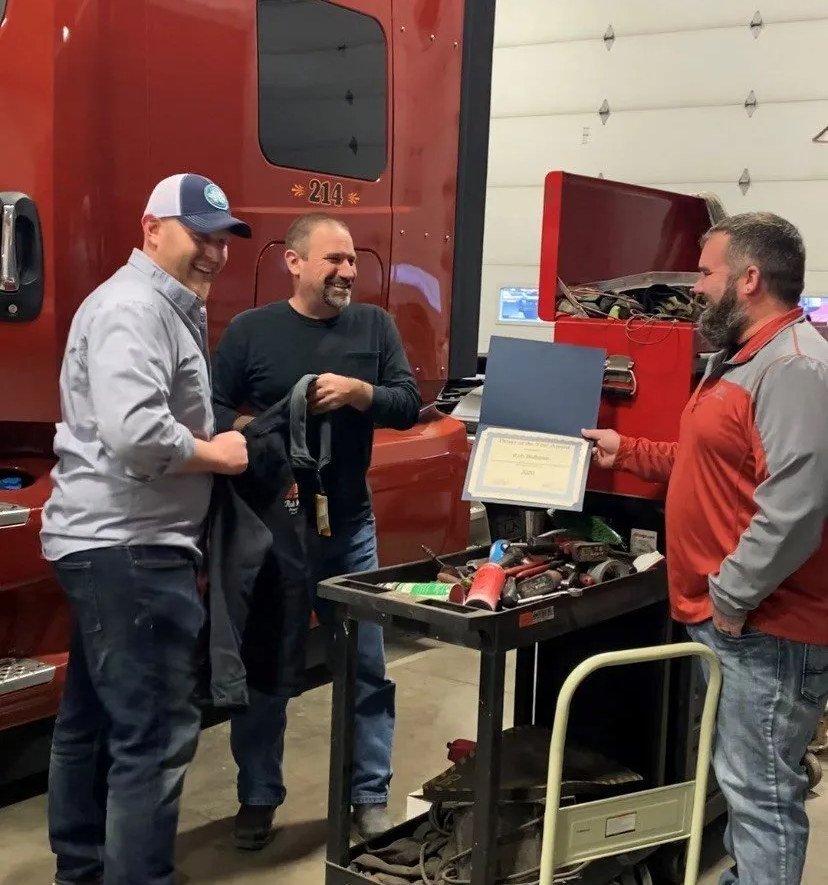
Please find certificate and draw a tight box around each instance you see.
[465,427,591,510]
[460,337,605,513]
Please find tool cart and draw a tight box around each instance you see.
[319,540,680,885]
[314,319,729,884]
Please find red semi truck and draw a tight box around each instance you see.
[0,0,498,768]
[0,0,761,790]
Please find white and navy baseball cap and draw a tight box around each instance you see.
[144,173,252,239]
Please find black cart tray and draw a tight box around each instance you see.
[317,544,667,651]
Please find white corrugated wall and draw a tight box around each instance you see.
[479,1,828,352]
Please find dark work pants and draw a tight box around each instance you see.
[48,545,204,885]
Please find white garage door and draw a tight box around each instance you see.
[480,1,828,352]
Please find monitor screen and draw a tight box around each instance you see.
[498,287,545,324]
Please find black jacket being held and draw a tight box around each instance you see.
[203,374,329,708]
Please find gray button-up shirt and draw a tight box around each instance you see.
[40,249,215,561]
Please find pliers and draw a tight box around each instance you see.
[503,559,559,580]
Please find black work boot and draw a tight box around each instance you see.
[352,803,393,841]
[233,804,276,850]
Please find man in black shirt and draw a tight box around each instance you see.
[212,213,421,847]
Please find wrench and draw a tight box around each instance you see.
[516,586,584,606]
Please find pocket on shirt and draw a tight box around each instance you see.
[339,351,379,385]
[801,643,828,705]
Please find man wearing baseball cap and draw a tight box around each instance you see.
[41,174,249,885]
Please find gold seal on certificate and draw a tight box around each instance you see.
[466,427,591,510]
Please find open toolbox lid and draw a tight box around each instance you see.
[533,173,714,500]
[537,172,712,323]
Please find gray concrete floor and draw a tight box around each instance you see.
[1,641,826,884]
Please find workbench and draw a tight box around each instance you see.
[318,544,673,885]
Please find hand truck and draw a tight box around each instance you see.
[539,642,722,885]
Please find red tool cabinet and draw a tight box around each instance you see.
[537,172,712,500]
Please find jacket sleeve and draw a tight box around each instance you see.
[370,311,422,430]
[87,302,194,480]
[710,356,828,617]
[614,436,678,484]
[212,317,250,433]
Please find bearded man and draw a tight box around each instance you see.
[211,212,421,848]
[584,212,828,885]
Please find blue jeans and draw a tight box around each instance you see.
[687,620,828,885]
[48,546,204,885]
[230,515,395,808]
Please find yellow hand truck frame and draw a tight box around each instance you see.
[539,642,722,885]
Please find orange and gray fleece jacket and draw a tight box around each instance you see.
[614,308,828,644]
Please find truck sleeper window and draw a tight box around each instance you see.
[258,0,387,181]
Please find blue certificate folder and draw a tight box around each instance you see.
[462,336,607,511]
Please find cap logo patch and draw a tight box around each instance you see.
[204,183,229,211]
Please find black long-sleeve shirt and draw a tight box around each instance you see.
[212,300,421,528]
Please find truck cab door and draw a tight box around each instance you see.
[0,2,51,420]
[251,0,391,312]
[138,0,393,344]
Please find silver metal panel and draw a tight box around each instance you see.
[0,503,31,527]
[0,658,57,696]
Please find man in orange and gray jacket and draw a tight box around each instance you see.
[584,212,828,885]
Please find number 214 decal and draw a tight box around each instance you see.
[291,179,360,206]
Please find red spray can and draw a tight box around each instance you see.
[465,563,506,611]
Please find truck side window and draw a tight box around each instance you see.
[258,0,387,181]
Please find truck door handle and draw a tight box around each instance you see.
[0,192,44,321]
[0,202,19,291]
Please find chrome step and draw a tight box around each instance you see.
[0,657,56,696]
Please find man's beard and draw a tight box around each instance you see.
[322,278,352,311]
[697,279,749,349]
